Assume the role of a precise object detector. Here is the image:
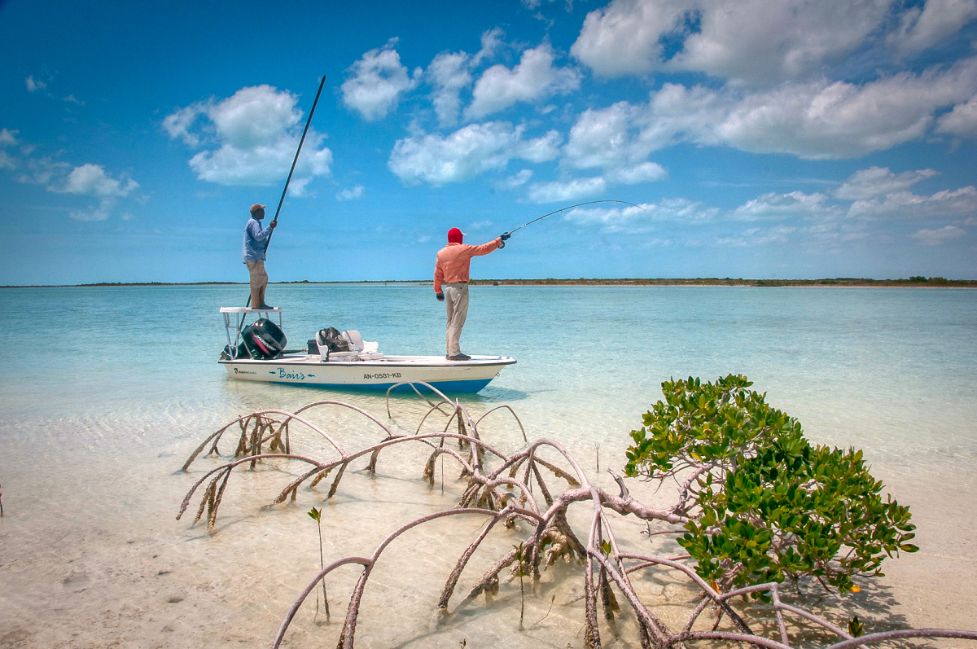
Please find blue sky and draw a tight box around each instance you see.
[1,0,976,285]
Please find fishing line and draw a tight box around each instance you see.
[506,199,641,236]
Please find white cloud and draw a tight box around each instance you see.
[163,85,332,188]
[188,132,331,192]
[428,51,472,127]
[713,67,970,158]
[564,101,645,169]
[562,83,722,171]
[563,198,719,230]
[516,129,562,161]
[562,102,669,183]
[0,129,17,169]
[572,0,893,84]
[835,167,938,200]
[849,186,977,218]
[571,0,688,77]
[650,198,720,223]
[69,204,111,222]
[473,28,504,66]
[17,156,68,187]
[673,0,892,85]
[25,75,47,93]
[717,225,798,247]
[804,219,875,245]
[640,83,729,150]
[587,56,977,160]
[336,185,365,201]
[24,162,142,222]
[388,122,560,185]
[888,0,977,56]
[467,43,581,119]
[342,39,420,121]
[568,0,977,129]
[162,103,207,147]
[732,191,834,221]
[63,163,138,198]
[209,86,302,148]
[526,176,607,203]
[607,162,667,184]
[425,29,510,127]
[496,169,534,190]
[912,224,966,245]
[937,95,977,137]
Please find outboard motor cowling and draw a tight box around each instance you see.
[241,318,287,359]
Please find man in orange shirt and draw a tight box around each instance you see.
[434,227,510,361]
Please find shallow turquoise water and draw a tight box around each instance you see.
[2,283,975,459]
[1,284,976,647]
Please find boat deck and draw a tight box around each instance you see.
[220,353,515,367]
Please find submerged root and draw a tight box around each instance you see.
[175,394,977,649]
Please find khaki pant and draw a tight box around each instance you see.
[443,282,469,357]
[246,259,268,307]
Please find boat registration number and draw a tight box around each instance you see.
[363,372,403,380]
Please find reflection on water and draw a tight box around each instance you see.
[1,284,976,647]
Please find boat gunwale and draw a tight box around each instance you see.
[218,355,517,368]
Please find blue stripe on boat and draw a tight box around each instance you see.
[268,378,494,394]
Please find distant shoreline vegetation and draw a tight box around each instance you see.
[2,276,976,289]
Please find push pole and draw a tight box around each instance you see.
[263,74,327,253]
[244,75,326,308]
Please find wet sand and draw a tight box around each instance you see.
[2,395,975,649]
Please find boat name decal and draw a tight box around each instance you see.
[279,368,306,381]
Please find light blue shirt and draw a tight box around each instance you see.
[242,217,272,262]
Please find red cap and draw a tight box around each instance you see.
[447,227,464,244]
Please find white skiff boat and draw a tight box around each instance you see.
[218,307,516,393]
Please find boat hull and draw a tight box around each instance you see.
[219,354,515,393]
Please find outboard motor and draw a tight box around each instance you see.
[316,327,351,352]
[238,318,287,359]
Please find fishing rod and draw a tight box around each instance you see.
[505,199,640,236]
[244,75,325,309]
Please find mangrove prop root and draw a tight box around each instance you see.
[176,395,977,649]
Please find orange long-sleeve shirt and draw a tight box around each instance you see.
[433,238,501,293]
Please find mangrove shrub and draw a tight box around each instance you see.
[625,374,917,594]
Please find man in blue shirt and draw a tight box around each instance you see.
[242,203,276,308]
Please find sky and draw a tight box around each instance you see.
[1,0,976,285]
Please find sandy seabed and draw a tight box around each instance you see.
[1,395,976,649]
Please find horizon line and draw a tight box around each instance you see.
[2,276,976,289]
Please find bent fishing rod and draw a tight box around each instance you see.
[505,199,640,237]
[244,75,326,308]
